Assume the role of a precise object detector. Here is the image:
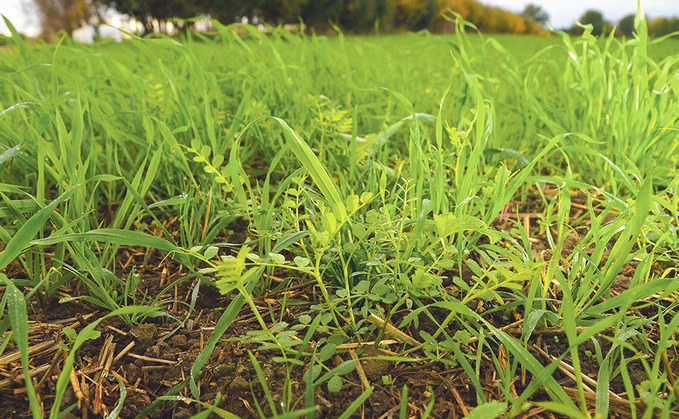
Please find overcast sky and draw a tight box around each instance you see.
[2,0,679,36]
[482,0,679,29]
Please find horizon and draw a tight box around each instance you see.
[2,0,679,36]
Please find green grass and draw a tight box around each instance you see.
[1,12,679,418]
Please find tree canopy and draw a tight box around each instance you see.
[91,0,545,35]
[579,10,606,36]
[26,0,679,39]
[648,17,679,37]
[619,14,635,35]
[521,4,548,28]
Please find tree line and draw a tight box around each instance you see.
[28,0,679,38]
[31,0,550,36]
[91,0,552,35]
[572,10,679,37]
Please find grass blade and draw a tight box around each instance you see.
[337,386,373,419]
[0,187,75,270]
[272,117,346,220]
[2,275,42,418]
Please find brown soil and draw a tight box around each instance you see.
[1,188,678,418]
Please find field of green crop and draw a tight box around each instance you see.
[1,11,679,418]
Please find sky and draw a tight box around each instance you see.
[2,0,679,36]
[482,0,679,29]
[1,0,40,36]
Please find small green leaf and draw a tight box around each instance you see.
[63,327,77,341]
[438,259,456,269]
[269,253,286,264]
[293,256,310,267]
[346,194,359,213]
[212,154,224,168]
[320,312,333,325]
[409,268,441,292]
[333,360,356,376]
[303,364,322,382]
[328,375,343,393]
[204,246,219,259]
[87,330,102,341]
[354,280,370,294]
[351,223,366,239]
[318,343,336,362]
[284,199,298,208]
[435,213,485,238]
[321,211,337,233]
[453,330,471,343]
[366,210,379,224]
[467,400,507,419]
[271,322,289,333]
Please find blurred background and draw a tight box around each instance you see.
[1,0,679,42]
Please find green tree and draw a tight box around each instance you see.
[648,17,679,37]
[619,14,635,35]
[97,0,201,34]
[339,0,393,32]
[298,0,346,29]
[392,0,438,31]
[579,10,606,36]
[521,4,548,28]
